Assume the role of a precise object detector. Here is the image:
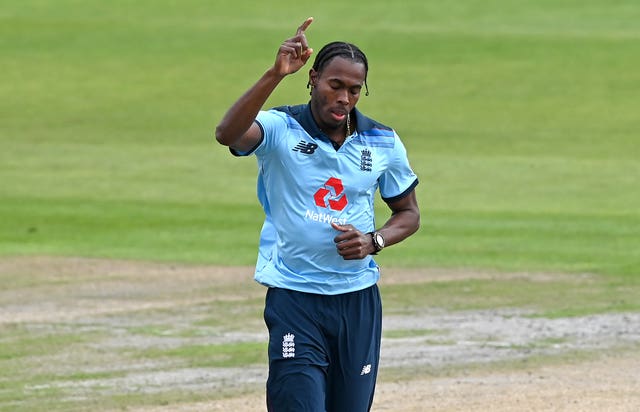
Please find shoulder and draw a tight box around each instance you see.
[258,108,288,121]
[260,105,308,128]
[272,104,306,118]
[256,108,296,133]
[354,110,397,147]
[357,112,394,134]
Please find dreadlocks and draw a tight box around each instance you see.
[307,41,370,96]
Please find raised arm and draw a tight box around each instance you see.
[215,17,314,153]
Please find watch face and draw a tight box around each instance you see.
[375,232,385,249]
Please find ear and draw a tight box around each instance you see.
[308,68,318,87]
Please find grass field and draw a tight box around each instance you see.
[1,0,640,410]
[2,0,639,275]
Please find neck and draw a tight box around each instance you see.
[330,113,350,148]
[329,113,353,149]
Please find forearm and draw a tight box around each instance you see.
[376,190,421,248]
[377,208,420,248]
[215,68,285,147]
[215,18,313,149]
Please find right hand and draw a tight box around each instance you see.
[273,17,314,77]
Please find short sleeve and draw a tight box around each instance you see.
[229,110,287,157]
[379,134,419,203]
[253,110,289,156]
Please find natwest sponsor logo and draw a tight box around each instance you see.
[306,177,348,225]
[305,210,346,226]
[314,177,348,211]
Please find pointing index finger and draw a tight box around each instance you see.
[296,17,313,35]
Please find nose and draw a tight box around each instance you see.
[337,89,349,106]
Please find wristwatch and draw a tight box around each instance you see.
[369,231,385,254]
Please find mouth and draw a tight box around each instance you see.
[330,109,348,122]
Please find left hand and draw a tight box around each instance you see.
[331,222,374,260]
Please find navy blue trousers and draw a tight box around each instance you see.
[264,285,382,412]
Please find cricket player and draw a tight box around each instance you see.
[215,17,420,412]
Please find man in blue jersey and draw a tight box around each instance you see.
[215,17,420,412]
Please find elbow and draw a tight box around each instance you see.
[215,122,247,148]
[214,124,230,146]
[411,211,421,235]
[408,204,421,235]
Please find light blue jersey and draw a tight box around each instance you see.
[233,104,418,295]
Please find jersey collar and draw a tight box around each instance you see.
[299,103,366,144]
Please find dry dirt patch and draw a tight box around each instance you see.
[3,256,640,411]
[131,353,640,412]
[0,256,257,323]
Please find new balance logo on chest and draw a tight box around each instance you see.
[292,140,318,155]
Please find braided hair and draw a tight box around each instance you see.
[307,41,370,96]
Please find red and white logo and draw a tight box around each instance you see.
[313,177,348,211]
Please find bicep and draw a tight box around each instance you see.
[387,190,419,216]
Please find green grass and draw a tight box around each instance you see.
[1,0,639,277]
